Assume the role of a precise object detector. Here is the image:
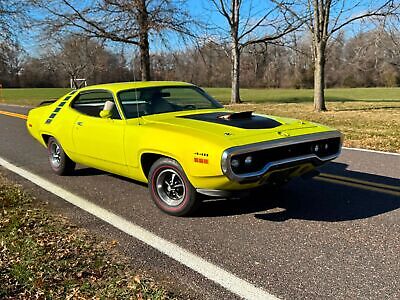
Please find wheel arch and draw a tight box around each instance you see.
[141,152,170,179]
[41,134,73,159]
[41,133,52,146]
[145,153,199,216]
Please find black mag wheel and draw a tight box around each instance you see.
[148,157,199,216]
[47,137,75,175]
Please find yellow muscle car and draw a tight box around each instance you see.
[27,81,342,216]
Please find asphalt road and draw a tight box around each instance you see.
[0,104,399,299]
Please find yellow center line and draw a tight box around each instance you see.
[0,110,28,120]
[315,176,400,197]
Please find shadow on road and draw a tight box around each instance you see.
[73,166,148,187]
[73,167,107,176]
[195,162,400,221]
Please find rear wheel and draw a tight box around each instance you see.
[148,158,199,216]
[47,137,75,175]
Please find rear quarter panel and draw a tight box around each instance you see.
[27,104,56,147]
[27,92,78,153]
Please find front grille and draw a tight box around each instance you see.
[231,137,341,175]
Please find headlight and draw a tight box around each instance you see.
[311,144,319,153]
[244,156,253,165]
[231,159,240,168]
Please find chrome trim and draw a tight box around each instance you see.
[221,131,343,182]
[156,169,186,206]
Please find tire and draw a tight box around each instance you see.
[148,158,199,216]
[47,137,76,175]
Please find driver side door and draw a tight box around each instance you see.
[71,90,127,175]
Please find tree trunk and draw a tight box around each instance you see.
[313,44,327,111]
[139,33,151,81]
[137,0,151,81]
[229,0,241,104]
[231,42,241,104]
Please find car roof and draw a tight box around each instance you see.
[77,81,194,93]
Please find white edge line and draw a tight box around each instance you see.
[0,102,33,108]
[342,147,400,156]
[0,156,278,300]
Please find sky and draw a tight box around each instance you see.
[20,0,389,56]
[21,0,287,54]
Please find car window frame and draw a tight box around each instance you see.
[70,89,125,120]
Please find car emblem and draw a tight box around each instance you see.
[278,131,290,137]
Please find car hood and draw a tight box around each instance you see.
[136,109,328,146]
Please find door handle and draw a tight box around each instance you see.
[76,121,83,126]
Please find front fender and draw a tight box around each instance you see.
[125,124,229,181]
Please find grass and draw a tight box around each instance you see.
[2,87,400,106]
[0,88,71,106]
[206,87,400,103]
[0,174,177,299]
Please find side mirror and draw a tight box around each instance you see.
[100,100,114,118]
[100,110,112,118]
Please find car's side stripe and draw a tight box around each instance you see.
[45,98,70,124]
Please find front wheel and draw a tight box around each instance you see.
[47,137,75,175]
[148,158,199,216]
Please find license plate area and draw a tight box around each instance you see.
[260,166,300,185]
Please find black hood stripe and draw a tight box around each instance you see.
[178,112,282,129]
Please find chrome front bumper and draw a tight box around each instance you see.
[221,131,343,183]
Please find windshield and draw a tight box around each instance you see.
[117,86,223,119]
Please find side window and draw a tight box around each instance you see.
[71,91,121,119]
[118,90,147,118]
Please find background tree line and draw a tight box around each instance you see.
[152,28,400,89]
[0,0,399,111]
[3,27,400,89]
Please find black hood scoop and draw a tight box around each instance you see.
[178,111,282,129]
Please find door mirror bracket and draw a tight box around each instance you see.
[100,110,112,118]
[100,100,115,118]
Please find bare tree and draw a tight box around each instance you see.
[15,27,400,88]
[0,41,25,87]
[19,37,131,87]
[273,0,397,111]
[51,37,103,87]
[208,0,301,103]
[0,0,26,41]
[31,0,194,81]
[383,20,400,68]
[0,0,29,87]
